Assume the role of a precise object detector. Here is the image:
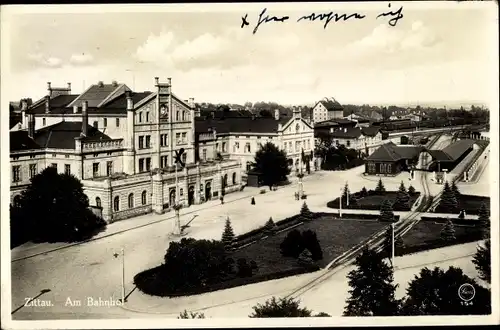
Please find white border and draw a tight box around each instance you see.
[1,1,499,329]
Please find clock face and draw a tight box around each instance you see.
[160,104,168,115]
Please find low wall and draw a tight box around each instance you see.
[462,143,489,182]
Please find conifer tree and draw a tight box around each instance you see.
[379,200,395,222]
[251,196,256,205]
[221,217,235,248]
[472,239,491,284]
[408,185,416,196]
[375,178,386,193]
[264,217,277,235]
[360,186,368,197]
[451,181,461,201]
[342,183,350,200]
[344,248,400,316]
[440,218,456,242]
[437,181,459,213]
[393,181,410,210]
[477,202,490,239]
[300,202,314,222]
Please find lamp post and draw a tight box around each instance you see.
[174,163,181,235]
[113,248,125,304]
[345,181,349,207]
[339,187,343,217]
[391,223,395,269]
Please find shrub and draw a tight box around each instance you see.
[250,260,259,272]
[236,258,253,278]
[178,310,206,319]
[315,312,331,317]
[302,230,323,261]
[280,229,304,258]
[249,297,313,317]
[260,189,266,194]
[298,249,314,266]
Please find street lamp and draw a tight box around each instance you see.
[339,186,343,217]
[113,248,125,303]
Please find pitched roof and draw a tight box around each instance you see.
[316,98,343,111]
[101,92,152,110]
[28,94,80,114]
[366,142,422,161]
[10,131,42,151]
[195,116,291,135]
[330,127,362,139]
[427,139,475,161]
[34,121,112,149]
[68,83,124,108]
[361,126,380,137]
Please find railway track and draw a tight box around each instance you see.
[285,134,444,300]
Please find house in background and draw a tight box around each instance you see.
[312,98,344,123]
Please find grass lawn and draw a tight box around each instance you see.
[458,195,490,215]
[327,191,420,211]
[399,220,482,256]
[231,215,386,275]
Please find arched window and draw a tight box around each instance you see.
[182,111,185,121]
[176,110,180,121]
[296,123,300,132]
[128,193,134,208]
[232,172,237,185]
[113,196,120,211]
[141,191,147,205]
[95,197,101,208]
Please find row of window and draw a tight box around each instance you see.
[12,163,72,183]
[106,191,148,212]
[93,161,114,178]
[40,118,121,129]
[366,163,393,174]
[284,140,311,153]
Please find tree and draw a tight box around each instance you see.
[360,186,368,197]
[162,238,233,293]
[477,202,490,239]
[10,167,106,244]
[451,181,461,200]
[440,218,456,242]
[401,266,491,315]
[379,200,395,222]
[408,185,416,196]
[178,310,206,319]
[437,181,459,213]
[221,217,235,248]
[302,230,323,261]
[393,181,410,210]
[259,109,273,118]
[300,202,314,222]
[280,229,304,258]
[342,183,350,201]
[264,217,277,235]
[251,142,291,190]
[383,226,404,260]
[250,297,314,317]
[375,178,386,193]
[344,248,400,316]
[472,239,491,284]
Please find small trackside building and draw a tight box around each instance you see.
[424,139,476,172]
[365,142,423,176]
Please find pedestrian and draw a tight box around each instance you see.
[220,196,224,204]
[251,197,255,205]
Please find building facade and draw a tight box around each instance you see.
[364,142,423,176]
[195,108,316,176]
[312,98,344,123]
[10,78,242,222]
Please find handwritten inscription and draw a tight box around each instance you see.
[298,12,366,29]
[241,4,404,33]
[377,3,404,27]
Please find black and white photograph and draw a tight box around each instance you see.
[1,1,498,328]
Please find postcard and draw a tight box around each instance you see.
[1,1,498,329]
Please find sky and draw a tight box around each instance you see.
[1,2,498,106]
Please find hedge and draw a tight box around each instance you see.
[326,190,420,212]
[134,263,319,298]
[398,233,483,257]
[420,216,479,226]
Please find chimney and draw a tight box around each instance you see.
[126,91,133,110]
[81,101,88,136]
[21,99,28,111]
[154,77,159,86]
[97,81,104,87]
[28,113,35,139]
[45,95,50,113]
[73,104,79,114]
[188,98,195,108]
[67,82,72,91]
[112,80,118,87]
[167,77,172,86]
[47,81,52,92]
[274,109,280,120]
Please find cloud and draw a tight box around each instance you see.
[70,53,94,66]
[134,30,175,64]
[27,53,63,68]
